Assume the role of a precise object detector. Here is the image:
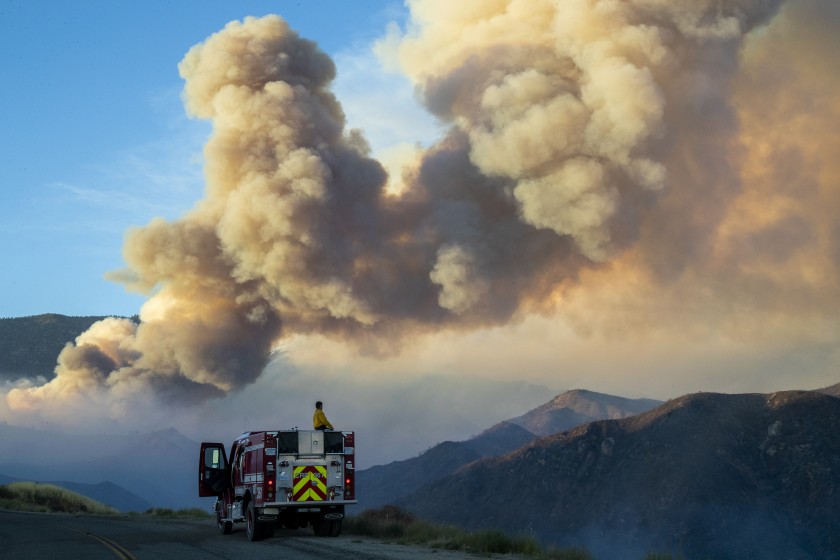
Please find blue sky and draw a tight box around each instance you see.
[0,0,425,318]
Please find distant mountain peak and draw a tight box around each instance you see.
[508,388,662,436]
[137,427,197,453]
[816,381,840,398]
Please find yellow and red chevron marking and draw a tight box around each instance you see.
[293,465,327,502]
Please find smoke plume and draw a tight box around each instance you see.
[8,0,839,420]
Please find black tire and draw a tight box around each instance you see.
[312,521,326,537]
[216,509,232,535]
[246,501,263,542]
[313,520,341,537]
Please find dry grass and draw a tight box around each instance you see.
[344,506,592,560]
[0,482,117,514]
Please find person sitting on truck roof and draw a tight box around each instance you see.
[313,401,334,430]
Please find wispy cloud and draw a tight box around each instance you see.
[332,40,442,153]
[53,116,206,227]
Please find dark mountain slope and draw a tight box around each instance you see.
[816,381,840,397]
[0,314,134,381]
[466,420,537,457]
[400,391,840,560]
[357,421,536,509]
[508,389,661,436]
[358,389,661,511]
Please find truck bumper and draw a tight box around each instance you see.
[262,500,357,507]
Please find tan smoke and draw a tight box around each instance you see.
[555,0,840,342]
[8,0,839,421]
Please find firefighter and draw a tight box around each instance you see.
[313,400,334,430]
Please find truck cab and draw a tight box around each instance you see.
[199,429,356,541]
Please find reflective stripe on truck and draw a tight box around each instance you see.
[293,465,327,501]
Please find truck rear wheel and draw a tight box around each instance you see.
[313,520,342,537]
[246,501,263,541]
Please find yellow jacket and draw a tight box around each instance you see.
[313,408,333,430]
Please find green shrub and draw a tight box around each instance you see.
[143,507,212,519]
[344,505,414,539]
[458,529,542,555]
[345,506,592,559]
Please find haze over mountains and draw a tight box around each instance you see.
[0,424,197,510]
[0,380,668,514]
[0,314,555,467]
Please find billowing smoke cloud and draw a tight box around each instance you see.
[8,0,839,421]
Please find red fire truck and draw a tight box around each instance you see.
[199,429,356,541]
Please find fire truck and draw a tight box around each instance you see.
[198,429,356,541]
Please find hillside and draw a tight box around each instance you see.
[0,481,117,514]
[356,421,536,510]
[508,389,661,436]
[0,313,134,381]
[399,391,840,560]
[357,389,659,511]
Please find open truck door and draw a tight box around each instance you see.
[199,442,229,497]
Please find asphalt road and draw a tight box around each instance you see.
[0,510,489,560]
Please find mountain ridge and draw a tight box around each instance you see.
[508,388,662,436]
[356,420,537,511]
[399,390,840,560]
[356,388,660,510]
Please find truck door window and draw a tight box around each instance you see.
[204,447,221,469]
